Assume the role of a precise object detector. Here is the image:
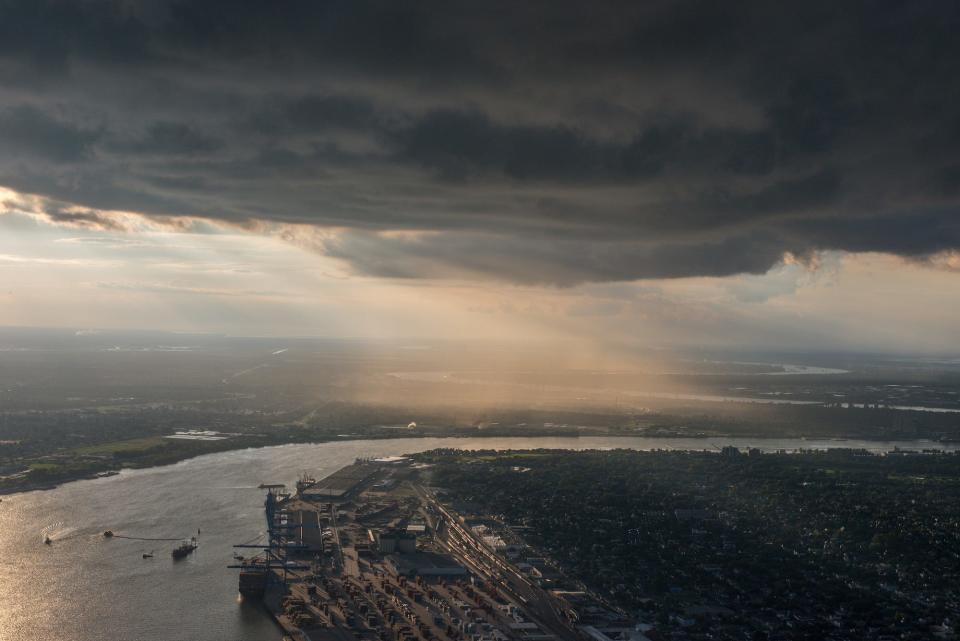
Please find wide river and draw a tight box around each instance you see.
[2,435,957,641]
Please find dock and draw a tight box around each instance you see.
[230,458,585,641]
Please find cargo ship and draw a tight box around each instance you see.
[172,537,198,559]
[238,559,268,597]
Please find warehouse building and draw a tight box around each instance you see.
[387,551,468,579]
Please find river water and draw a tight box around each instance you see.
[1,435,957,641]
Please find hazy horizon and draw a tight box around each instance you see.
[2,205,960,356]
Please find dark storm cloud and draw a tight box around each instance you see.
[0,0,958,283]
[320,229,790,286]
[786,210,960,258]
[0,105,100,161]
[392,110,787,182]
[40,204,126,230]
[110,121,223,155]
[247,94,385,136]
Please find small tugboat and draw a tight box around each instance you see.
[103,530,114,538]
[171,537,198,559]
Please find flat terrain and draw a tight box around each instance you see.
[4,328,960,494]
[420,448,960,641]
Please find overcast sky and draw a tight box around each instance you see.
[0,1,958,353]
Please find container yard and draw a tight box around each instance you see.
[230,459,593,641]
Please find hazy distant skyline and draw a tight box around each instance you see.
[1,2,958,353]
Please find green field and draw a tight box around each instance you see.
[72,436,169,456]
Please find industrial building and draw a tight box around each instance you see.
[386,551,468,579]
[373,528,417,554]
[298,464,379,501]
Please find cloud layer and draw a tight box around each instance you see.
[1,0,959,284]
